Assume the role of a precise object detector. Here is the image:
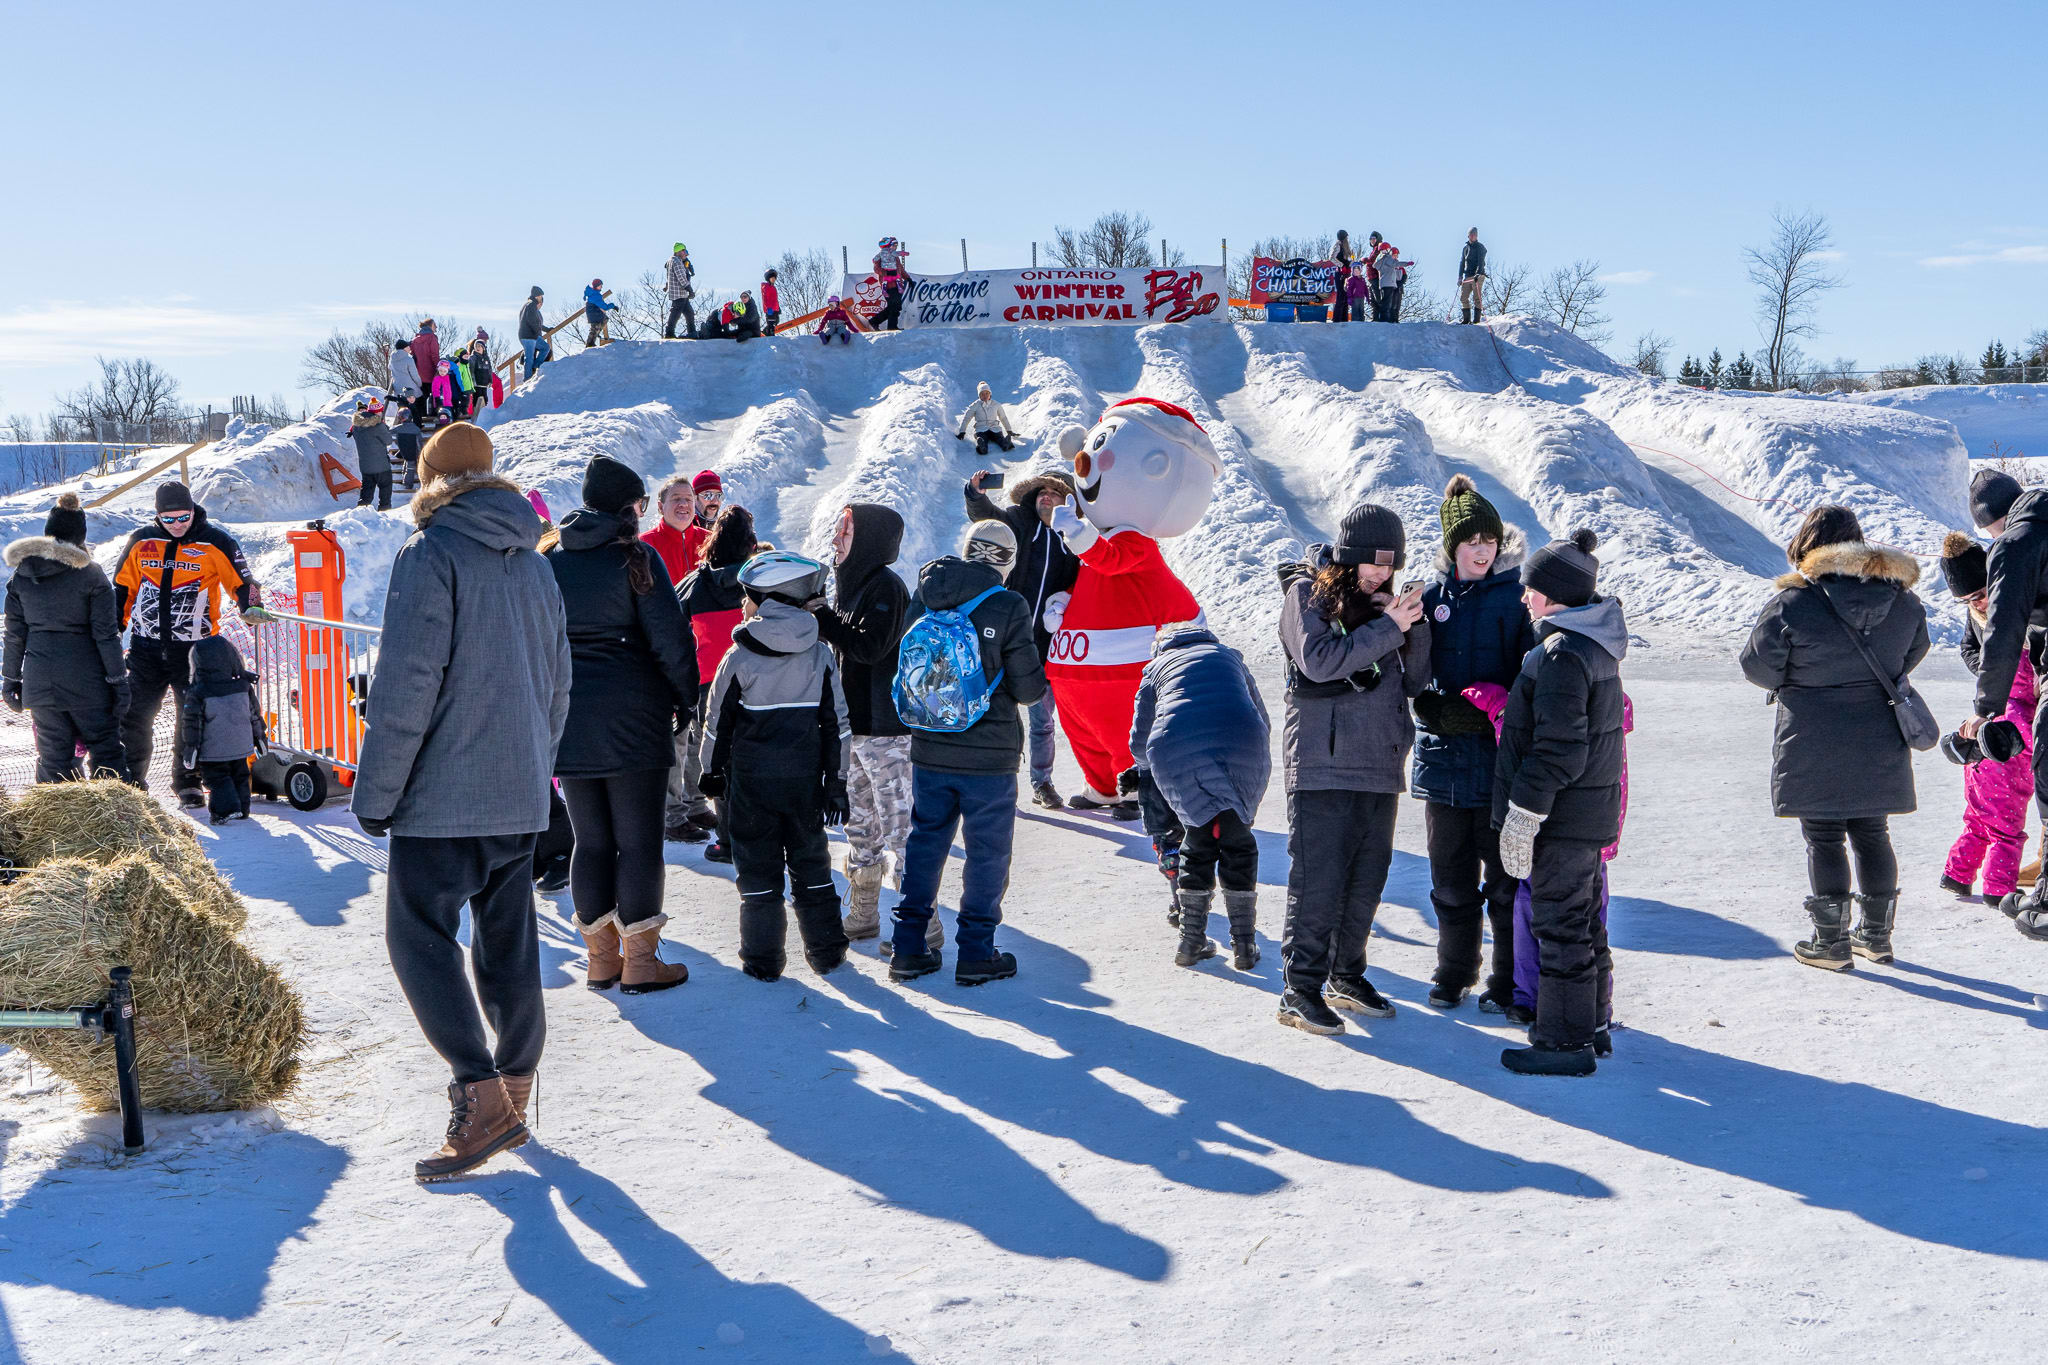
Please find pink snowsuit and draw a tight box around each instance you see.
[1945,655,2036,898]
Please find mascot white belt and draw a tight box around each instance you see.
[1043,397,1221,802]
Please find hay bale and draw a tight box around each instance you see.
[0,779,248,933]
[0,857,304,1113]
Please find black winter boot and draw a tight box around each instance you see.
[1277,987,1344,1036]
[1850,893,1897,964]
[1174,889,1217,966]
[1223,890,1260,969]
[1794,895,1855,970]
[1501,1042,1597,1076]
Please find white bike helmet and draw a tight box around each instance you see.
[737,550,828,605]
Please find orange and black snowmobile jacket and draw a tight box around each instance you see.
[112,506,255,645]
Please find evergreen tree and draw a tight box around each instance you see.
[1678,356,1706,388]
[1981,340,2010,382]
[1705,348,1725,387]
[1913,357,1939,385]
[1726,352,1758,389]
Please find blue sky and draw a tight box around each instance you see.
[2,0,2039,419]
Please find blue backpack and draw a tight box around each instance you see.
[893,586,1007,733]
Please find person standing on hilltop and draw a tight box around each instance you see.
[1458,228,1488,324]
[663,244,697,340]
[1330,229,1356,323]
[518,287,548,380]
[870,237,912,331]
[112,480,261,806]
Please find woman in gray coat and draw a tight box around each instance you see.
[1740,505,1928,970]
[1275,501,1431,1037]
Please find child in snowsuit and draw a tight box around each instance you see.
[348,399,394,510]
[465,340,493,418]
[870,237,911,331]
[1343,268,1371,323]
[1940,531,2035,901]
[761,269,780,336]
[391,407,423,491]
[1128,622,1271,971]
[816,296,857,345]
[1274,503,1432,1036]
[181,634,267,824]
[1467,684,1632,1031]
[583,279,617,347]
[700,552,851,981]
[1493,530,1627,1076]
[2,494,130,782]
[429,360,458,417]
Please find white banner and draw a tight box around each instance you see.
[841,265,1228,329]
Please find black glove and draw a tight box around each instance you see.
[356,814,394,839]
[1982,718,2025,764]
[1941,730,1984,766]
[820,777,850,828]
[674,706,694,736]
[698,770,727,800]
[1,679,20,714]
[1117,765,1141,796]
[110,678,131,718]
[1414,689,1487,735]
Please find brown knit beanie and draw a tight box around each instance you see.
[419,422,493,484]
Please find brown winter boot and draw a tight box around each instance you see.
[501,1071,536,1128]
[620,915,688,995]
[578,914,623,991]
[415,1077,528,1183]
[844,862,885,940]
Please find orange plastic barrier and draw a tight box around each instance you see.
[319,452,361,498]
[286,526,362,767]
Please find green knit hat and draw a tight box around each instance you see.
[1440,473,1505,556]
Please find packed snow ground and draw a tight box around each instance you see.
[0,322,2034,1362]
[1,660,2044,1364]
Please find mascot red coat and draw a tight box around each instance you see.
[1044,397,1222,806]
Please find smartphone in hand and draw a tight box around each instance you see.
[976,472,1003,491]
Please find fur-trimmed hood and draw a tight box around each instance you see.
[4,536,92,574]
[1429,523,1529,579]
[1774,541,1920,593]
[410,473,544,554]
[1009,471,1075,508]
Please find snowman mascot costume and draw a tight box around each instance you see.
[1043,397,1221,813]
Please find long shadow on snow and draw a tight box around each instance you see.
[477,1145,887,1364]
[195,811,377,928]
[0,1125,347,1319]
[1381,1021,2048,1260]
[621,956,1171,1280]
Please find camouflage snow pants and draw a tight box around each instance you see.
[846,735,913,877]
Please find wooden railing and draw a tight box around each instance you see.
[83,440,209,510]
[495,290,611,387]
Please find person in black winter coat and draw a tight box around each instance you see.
[1457,229,1487,324]
[180,634,266,824]
[700,552,852,982]
[1741,506,1929,970]
[1956,469,2048,939]
[963,469,1080,807]
[1411,473,1536,1012]
[1493,530,1628,1076]
[887,523,1048,986]
[348,399,395,510]
[1273,503,1432,1036]
[3,494,130,782]
[813,503,912,942]
[543,455,699,995]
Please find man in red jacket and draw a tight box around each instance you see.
[646,469,725,840]
[411,319,442,416]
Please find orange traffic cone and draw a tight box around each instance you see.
[319,452,361,499]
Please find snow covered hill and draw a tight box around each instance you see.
[0,318,1976,649]
[1827,381,2048,461]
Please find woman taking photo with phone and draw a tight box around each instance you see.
[1273,500,1432,1036]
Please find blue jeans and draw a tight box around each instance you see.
[1027,689,1058,785]
[519,336,548,377]
[892,768,1017,961]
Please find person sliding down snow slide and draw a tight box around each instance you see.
[1043,398,1221,817]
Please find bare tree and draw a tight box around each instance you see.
[301,320,407,394]
[1744,208,1845,390]
[769,247,837,318]
[1629,331,1673,377]
[1483,262,1532,317]
[1535,261,1611,344]
[56,356,184,439]
[1044,211,1184,269]
[1797,356,1867,394]
[606,270,674,341]
[1395,268,1451,324]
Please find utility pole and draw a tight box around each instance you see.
[961,238,968,270]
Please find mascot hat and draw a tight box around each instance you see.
[1057,398,1222,540]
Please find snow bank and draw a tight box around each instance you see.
[0,320,1979,650]
[1828,382,2048,461]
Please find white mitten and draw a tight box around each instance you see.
[1049,494,1099,554]
[1498,803,1543,880]
[1042,591,1071,634]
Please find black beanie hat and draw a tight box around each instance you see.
[1524,529,1600,608]
[1970,469,2023,529]
[581,455,647,518]
[154,480,195,514]
[1331,501,1405,569]
[1940,530,1988,597]
[44,492,87,546]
